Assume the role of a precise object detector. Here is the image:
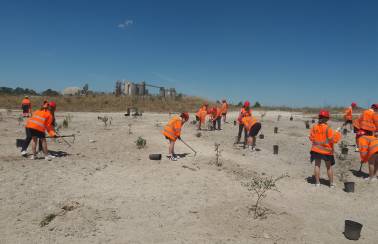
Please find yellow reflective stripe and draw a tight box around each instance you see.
[313,145,333,152]
[34,115,47,121]
[29,119,46,129]
[369,144,378,151]
[164,129,177,139]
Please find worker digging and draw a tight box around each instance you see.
[162,112,190,161]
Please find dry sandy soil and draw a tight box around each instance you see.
[0,109,377,244]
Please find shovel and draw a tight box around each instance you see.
[179,138,197,156]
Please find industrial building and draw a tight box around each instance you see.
[115,80,177,98]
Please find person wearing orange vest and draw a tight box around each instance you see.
[21,96,32,117]
[221,99,229,123]
[210,106,222,130]
[309,110,341,188]
[353,104,378,152]
[235,101,252,145]
[23,101,57,160]
[355,104,377,133]
[241,112,261,151]
[196,104,208,130]
[357,130,378,182]
[162,112,189,161]
[342,102,357,130]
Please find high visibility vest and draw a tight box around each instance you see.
[221,102,228,113]
[358,109,376,132]
[309,123,341,155]
[358,135,378,163]
[374,113,378,132]
[242,115,258,132]
[196,107,208,123]
[162,116,183,141]
[22,98,31,106]
[238,107,252,124]
[26,109,55,136]
[344,107,352,121]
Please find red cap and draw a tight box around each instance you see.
[351,102,357,107]
[49,101,56,108]
[244,101,250,107]
[181,112,189,121]
[319,109,330,118]
[372,104,378,109]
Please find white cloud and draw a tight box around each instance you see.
[117,20,134,29]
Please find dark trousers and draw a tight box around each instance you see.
[212,117,221,130]
[237,124,247,143]
[21,128,43,152]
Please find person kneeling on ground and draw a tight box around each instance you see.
[24,101,57,160]
[357,130,378,182]
[162,112,189,161]
[309,110,341,188]
[241,112,261,151]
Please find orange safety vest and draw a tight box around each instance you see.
[309,123,341,155]
[344,107,352,121]
[22,98,31,106]
[374,113,378,132]
[358,135,378,163]
[241,115,258,132]
[26,109,55,136]
[357,109,376,132]
[196,107,208,123]
[162,116,183,141]
[238,107,252,123]
[221,102,228,114]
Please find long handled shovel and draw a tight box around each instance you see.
[179,138,197,156]
[54,132,73,147]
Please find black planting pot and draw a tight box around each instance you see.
[274,127,278,134]
[16,139,25,148]
[343,129,348,135]
[344,220,362,240]
[342,147,348,155]
[149,154,162,160]
[273,145,279,154]
[344,182,355,193]
[259,134,264,139]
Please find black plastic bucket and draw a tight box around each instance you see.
[305,121,310,129]
[344,220,362,240]
[233,121,237,126]
[290,116,293,121]
[311,119,315,123]
[344,182,355,193]
[16,139,25,148]
[149,154,162,160]
[259,134,264,139]
[343,128,348,135]
[273,145,279,154]
[274,127,278,134]
[342,147,348,155]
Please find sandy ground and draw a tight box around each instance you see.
[0,109,377,244]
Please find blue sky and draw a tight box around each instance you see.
[0,0,377,107]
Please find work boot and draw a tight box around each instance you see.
[21,151,27,157]
[30,154,37,160]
